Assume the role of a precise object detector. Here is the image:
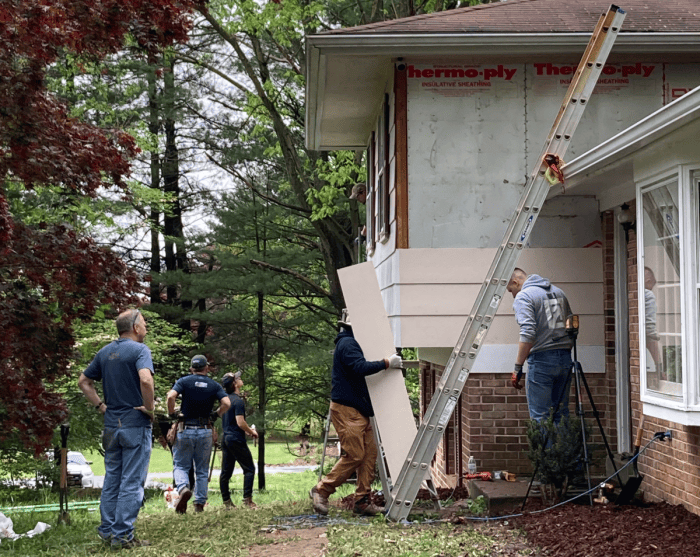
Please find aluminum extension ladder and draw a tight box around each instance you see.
[385,4,627,522]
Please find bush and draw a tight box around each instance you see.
[526,411,588,490]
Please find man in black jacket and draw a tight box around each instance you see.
[310,310,402,516]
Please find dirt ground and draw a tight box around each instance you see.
[245,495,700,557]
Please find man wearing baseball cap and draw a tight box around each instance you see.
[348,183,367,203]
[166,355,230,514]
[219,371,258,509]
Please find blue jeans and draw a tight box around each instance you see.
[99,426,152,545]
[526,349,572,423]
[173,428,213,505]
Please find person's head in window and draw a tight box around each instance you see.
[349,183,367,204]
[644,266,657,290]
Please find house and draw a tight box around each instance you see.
[305,0,700,513]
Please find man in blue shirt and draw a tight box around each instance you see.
[219,371,259,509]
[78,308,154,549]
[167,355,230,514]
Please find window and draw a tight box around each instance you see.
[376,94,391,243]
[640,177,682,398]
[638,166,700,422]
[366,133,375,255]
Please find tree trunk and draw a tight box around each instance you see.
[147,58,161,305]
[257,289,266,491]
[161,56,189,313]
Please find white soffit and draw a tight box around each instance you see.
[551,85,700,207]
[305,33,700,151]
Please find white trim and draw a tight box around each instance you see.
[682,165,700,407]
[643,402,700,426]
[637,165,700,415]
[559,87,700,195]
[614,217,631,453]
[638,170,682,404]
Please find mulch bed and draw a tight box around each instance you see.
[511,500,700,557]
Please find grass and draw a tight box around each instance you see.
[83,439,315,477]
[0,469,507,557]
[0,444,505,557]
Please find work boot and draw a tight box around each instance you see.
[193,503,204,513]
[223,499,236,510]
[175,487,192,514]
[243,497,257,509]
[309,486,329,515]
[353,495,383,516]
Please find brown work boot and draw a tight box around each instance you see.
[175,487,192,514]
[223,499,235,510]
[243,497,257,509]
[309,486,329,515]
[353,495,384,516]
[193,503,204,513]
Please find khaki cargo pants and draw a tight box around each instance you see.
[315,402,377,501]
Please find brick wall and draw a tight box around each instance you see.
[620,206,700,515]
[422,360,615,487]
[421,230,617,487]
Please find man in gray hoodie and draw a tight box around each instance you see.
[507,269,574,423]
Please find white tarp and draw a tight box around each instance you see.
[0,512,50,544]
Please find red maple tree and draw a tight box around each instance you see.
[0,0,199,454]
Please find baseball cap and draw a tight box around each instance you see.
[349,183,366,200]
[222,371,242,389]
[190,355,209,369]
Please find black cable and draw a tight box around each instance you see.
[401,432,668,524]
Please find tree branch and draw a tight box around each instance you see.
[249,259,330,299]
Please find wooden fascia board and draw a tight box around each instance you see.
[394,64,409,249]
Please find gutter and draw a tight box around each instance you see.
[561,85,700,186]
[306,33,700,56]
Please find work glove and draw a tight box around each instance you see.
[169,412,181,421]
[209,411,219,423]
[511,364,524,390]
[387,353,403,369]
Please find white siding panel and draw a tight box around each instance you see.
[395,282,602,316]
[397,314,604,348]
[396,248,602,284]
[418,344,605,374]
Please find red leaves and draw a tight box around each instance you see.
[0,221,140,454]
[0,0,199,195]
[0,0,197,455]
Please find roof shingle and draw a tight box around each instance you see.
[319,0,700,35]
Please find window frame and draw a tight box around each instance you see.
[376,93,391,244]
[638,164,700,424]
[366,133,375,255]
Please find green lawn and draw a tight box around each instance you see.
[84,440,316,477]
[0,471,505,557]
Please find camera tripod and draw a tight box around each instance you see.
[522,316,619,508]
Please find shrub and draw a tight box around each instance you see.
[526,411,589,490]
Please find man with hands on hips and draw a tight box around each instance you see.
[78,308,154,549]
